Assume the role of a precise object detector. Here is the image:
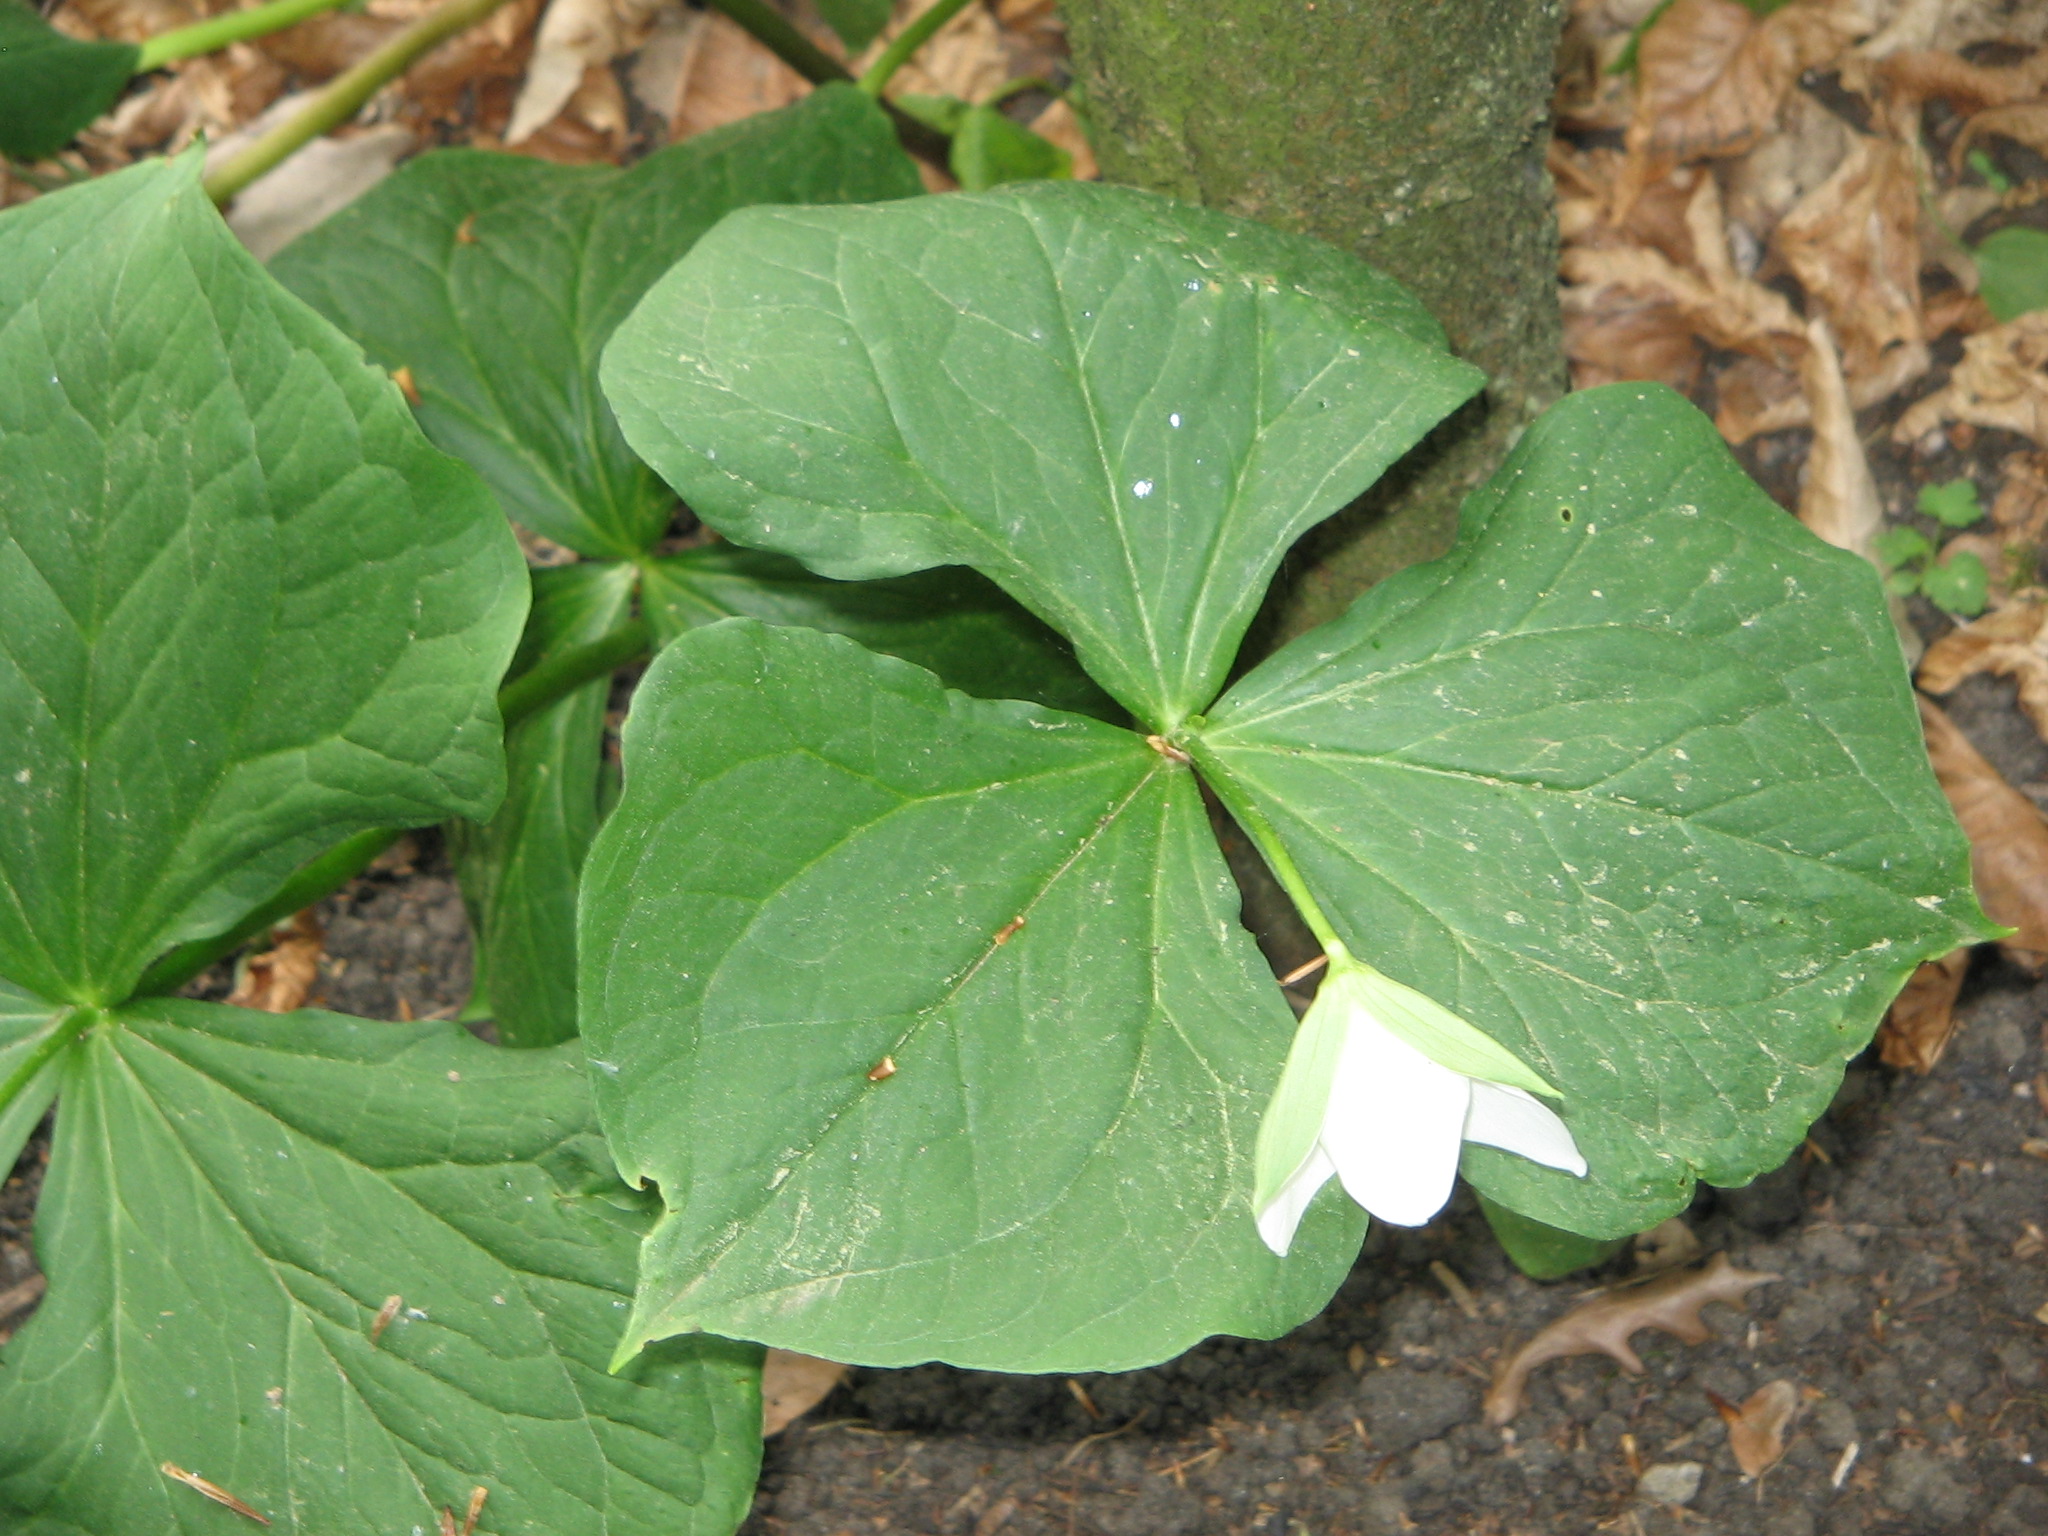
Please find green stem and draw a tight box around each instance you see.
[135,827,402,997]
[1182,738,1345,956]
[203,0,513,205]
[497,618,651,731]
[0,1007,98,1124]
[857,0,976,96]
[136,0,353,72]
[704,0,849,85]
[700,0,949,160]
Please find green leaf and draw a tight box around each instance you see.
[272,84,921,559]
[601,181,1482,730]
[0,153,524,1007]
[1476,1193,1626,1281]
[578,620,1363,1371]
[1196,384,1992,1239]
[814,0,891,51]
[894,92,969,135]
[1973,226,2048,323]
[0,1000,762,1534]
[644,546,1116,717]
[1921,548,1989,616]
[1916,478,1982,529]
[1873,525,1934,570]
[454,562,637,1045]
[0,0,138,163]
[950,104,1072,191]
[0,979,63,1177]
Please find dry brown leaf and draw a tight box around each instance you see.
[1714,355,1805,441]
[1919,598,2048,739]
[1483,1254,1779,1425]
[669,10,809,140]
[220,119,414,259]
[505,0,661,144]
[1956,100,2048,173]
[1915,693,2048,969]
[1878,947,1971,1072]
[1028,97,1095,180]
[1707,1379,1807,1478]
[227,909,324,1013]
[1864,47,2048,116]
[1721,88,1851,247]
[1616,0,1867,214]
[1895,311,2048,448]
[1993,451,2048,543]
[1774,131,1927,394]
[860,0,1007,104]
[1562,243,1806,368]
[1797,317,1883,566]
[1564,288,1705,393]
[1633,1216,1704,1274]
[760,1350,847,1436]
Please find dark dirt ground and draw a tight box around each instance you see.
[5,424,2048,1536]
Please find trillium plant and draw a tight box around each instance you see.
[1252,942,1587,1254]
[0,72,1991,1536]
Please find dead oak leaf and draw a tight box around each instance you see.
[1914,694,2048,970]
[1797,316,1883,566]
[1616,0,1867,215]
[1878,947,1971,1073]
[1919,597,2048,736]
[1483,1254,1779,1425]
[226,909,324,1013]
[760,1350,847,1436]
[1774,131,1928,395]
[1894,311,2048,449]
[1706,1379,1810,1479]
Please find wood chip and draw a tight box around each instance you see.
[1706,1378,1806,1478]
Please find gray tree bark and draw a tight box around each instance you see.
[1061,0,1570,643]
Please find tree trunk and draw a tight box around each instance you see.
[1061,0,1570,643]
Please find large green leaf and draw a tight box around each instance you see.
[272,84,922,560]
[0,1001,761,1534]
[1194,384,1993,1237]
[0,978,61,1177]
[0,153,524,1007]
[0,0,137,162]
[601,181,1482,730]
[645,545,1115,717]
[579,620,1361,1371]
[455,563,637,1046]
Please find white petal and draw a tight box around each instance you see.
[1255,1143,1337,1257]
[1464,1081,1588,1176]
[1320,1013,1471,1228]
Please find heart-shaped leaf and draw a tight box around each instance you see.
[1194,385,1992,1236]
[455,563,638,1046]
[644,546,1115,718]
[0,153,524,1007]
[273,84,921,559]
[579,621,1362,1371]
[0,1002,762,1534]
[0,0,137,162]
[602,182,1482,728]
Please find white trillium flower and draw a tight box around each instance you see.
[1254,943,1588,1256]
